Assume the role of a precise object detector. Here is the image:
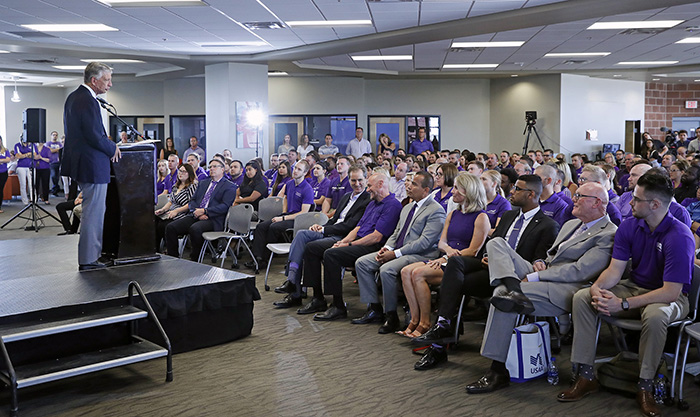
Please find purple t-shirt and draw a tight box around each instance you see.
[157,177,171,195]
[46,141,62,164]
[285,179,314,214]
[540,193,572,226]
[328,175,352,210]
[35,145,51,170]
[485,194,511,228]
[0,150,10,173]
[356,193,403,240]
[14,143,35,168]
[613,213,693,293]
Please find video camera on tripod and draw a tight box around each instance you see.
[525,111,537,126]
[522,111,545,155]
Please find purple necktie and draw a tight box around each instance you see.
[199,180,218,209]
[395,203,417,248]
[507,214,525,249]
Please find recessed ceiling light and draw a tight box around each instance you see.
[196,41,268,47]
[268,72,288,76]
[22,24,118,32]
[676,37,700,44]
[286,20,372,27]
[443,64,499,69]
[511,75,518,77]
[451,41,524,48]
[80,59,144,63]
[652,78,660,81]
[613,74,622,77]
[587,21,683,30]
[53,65,87,70]
[695,79,700,82]
[616,61,679,65]
[97,0,204,5]
[351,55,412,61]
[543,52,611,57]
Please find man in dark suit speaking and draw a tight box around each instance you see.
[165,159,236,261]
[61,62,121,271]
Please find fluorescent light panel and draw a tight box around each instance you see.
[22,24,118,32]
[587,20,683,30]
[80,59,144,63]
[53,65,87,70]
[543,52,610,57]
[351,55,412,61]
[616,61,678,65]
[268,72,288,76]
[196,41,268,47]
[0,50,9,53]
[677,37,700,44]
[451,41,524,48]
[286,20,372,27]
[97,0,204,5]
[443,64,499,69]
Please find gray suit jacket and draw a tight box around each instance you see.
[386,196,446,259]
[529,215,617,311]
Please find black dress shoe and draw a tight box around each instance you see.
[466,369,510,394]
[411,323,453,344]
[378,312,400,334]
[351,308,385,325]
[244,258,263,269]
[57,230,74,236]
[414,346,448,371]
[78,262,108,271]
[274,280,295,294]
[297,298,327,314]
[273,294,302,309]
[490,291,535,315]
[313,306,348,321]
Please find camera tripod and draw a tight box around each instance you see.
[1,144,61,231]
[522,121,546,156]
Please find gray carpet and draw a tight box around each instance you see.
[1,198,699,416]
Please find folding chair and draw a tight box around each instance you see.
[263,212,328,291]
[198,204,256,270]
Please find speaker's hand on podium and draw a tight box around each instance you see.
[111,147,121,162]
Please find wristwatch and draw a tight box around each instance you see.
[621,298,629,311]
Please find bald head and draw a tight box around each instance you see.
[628,163,652,189]
[535,164,557,190]
[572,182,608,223]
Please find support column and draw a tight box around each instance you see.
[205,62,268,166]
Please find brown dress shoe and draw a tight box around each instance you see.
[637,390,662,417]
[557,376,599,402]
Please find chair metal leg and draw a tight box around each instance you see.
[264,252,274,291]
[197,240,210,263]
[670,324,687,404]
[677,334,692,410]
[453,295,466,345]
[239,239,258,273]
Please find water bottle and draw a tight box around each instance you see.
[547,357,559,385]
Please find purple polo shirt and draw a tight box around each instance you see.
[285,179,314,214]
[46,141,62,164]
[327,175,352,210]
[618,172,630,192]
[35,146,51,170]
[0,150,10,173]
[408,138,434,155]
[356,193,403,240]
[540,192,572,226]
[434,188,453,212]
[14,143,35,168]
[308,177,331,200]
[231,174,244,188]
[616,191,634,220]
[485,194,512,228]
[669,201,691,228]
[196,167,208,181]
[327,169,339,182]
[557,190,573,206]
[612,213,693,293]
[264,169,276,182]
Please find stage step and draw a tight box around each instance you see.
[0,305,148,343]
[5,338,168,389]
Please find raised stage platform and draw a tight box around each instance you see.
[0,235,260,362]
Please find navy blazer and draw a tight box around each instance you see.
[491,208,560,262]
[61,85,117,184]
[188,177,236,231]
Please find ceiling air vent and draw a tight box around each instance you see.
[450,47,483,53]
[619,28,667,35]
[6,31,56,38]
[243,22,285,30]
[562,59,589,65]
[415,67,440,71]
[22,58,57,64]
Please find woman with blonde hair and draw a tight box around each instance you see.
[555,159,577,195]
[480,170,511,233]
[399,173,490,337]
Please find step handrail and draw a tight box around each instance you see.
[0,337,18,415]
[127,281,173,382]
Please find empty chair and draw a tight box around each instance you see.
[198,204,256,270]
[263,212,327,291]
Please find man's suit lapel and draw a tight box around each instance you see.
[555,218,607,255]
[516,210,544,250]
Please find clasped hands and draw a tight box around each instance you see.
[590,285,621,316]
[193,208,209,220]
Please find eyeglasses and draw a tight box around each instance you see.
[631,196,653,204]
[435,171,444,177]
[573,193,599,201]
[513,186,533,193]
[209,164,224,170]
[578,176,590,183]
[669,168,681,173]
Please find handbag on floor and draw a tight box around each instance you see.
[506,321,551,383]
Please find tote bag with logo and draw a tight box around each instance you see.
[505,321,551,383]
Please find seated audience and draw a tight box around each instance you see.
[271,161,292,196]
[56,191,83,236]
[481,170,511,232]
[399,173,490,337]
[187,153,208,181]
[229,159,244,189]
[571,165,622,226]
[233,160,268,210]
[431,163,457,211]
[164,159,235,260]
[465,182,616,394]
[467,161,484,176]
[499,168,518,197]
[264,153,279,183]
[671,161,697,203]
[308,160,331,210]
[322,156,352,217]
[354,171,446,334]
[156,159,171,196]
[390,162,408,202]
[561,171,693,417]
[535,164,572,226]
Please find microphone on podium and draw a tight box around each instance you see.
[96,96,114,108]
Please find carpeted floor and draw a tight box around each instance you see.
[1,196,699,417]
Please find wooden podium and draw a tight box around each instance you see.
[103,143,160,264]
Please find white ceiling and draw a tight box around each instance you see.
[0,0,699,85]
